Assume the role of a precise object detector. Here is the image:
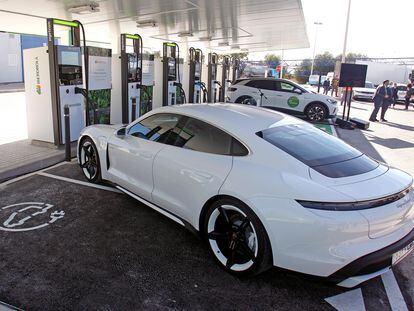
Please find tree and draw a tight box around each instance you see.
[294,58,312,83]
[264,54,281,68]
[230,52,249,60]
[336,52,370,63]
[313,51,336,75]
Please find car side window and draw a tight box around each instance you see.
[246,80,277,91]
[128,113,181,145]
[171,117,248,156]
[278,82,296,93]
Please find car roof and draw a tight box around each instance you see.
[148,103,294,136]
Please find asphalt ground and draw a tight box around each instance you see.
[0,161,412,310]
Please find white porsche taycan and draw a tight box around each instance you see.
[77,104,414,287]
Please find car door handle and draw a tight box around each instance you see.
[275,94,283,97]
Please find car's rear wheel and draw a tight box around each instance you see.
[305,102,327,122]
[203,198,272,276]
[79,137,102,183]
[237,96,257,106]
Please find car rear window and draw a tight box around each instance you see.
[258,124,379,178]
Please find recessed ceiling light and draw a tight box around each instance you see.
[178,31,193,38]
[136,20,157,28]
[199,36,212,42]
[68,2,100,14]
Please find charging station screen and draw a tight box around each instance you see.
[195,63,201,79]
[61,51,80,66]
[168,58,176,79]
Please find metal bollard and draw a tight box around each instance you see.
[64,105,71,162]
[317,75,322,93]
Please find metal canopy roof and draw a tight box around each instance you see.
[0,0,309,53]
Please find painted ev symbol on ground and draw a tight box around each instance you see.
[0,202,64,232]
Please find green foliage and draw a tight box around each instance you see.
[230,52,249,60]
[264,54,281,68]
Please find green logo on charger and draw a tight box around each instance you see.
[287,96,299,108]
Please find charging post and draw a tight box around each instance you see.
[207,53,220,103]
[188,47,203,103]
[24,18,85,145]
[219,55,231,102]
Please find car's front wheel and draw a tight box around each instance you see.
[305,102,327,122]
[203,198,272,276]
[79,137,102,183]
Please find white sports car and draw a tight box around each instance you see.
[78,104,414,287]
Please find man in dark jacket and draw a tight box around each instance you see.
[370,80,390,122]
[405,83,414,110]
[323,78,330,95]
[380,82,394,121]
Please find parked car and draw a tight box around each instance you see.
[352,81,376,101]
[395,84,414,104]
[308,75,327,86]
[226,78,337,122]
[78,103,414,288]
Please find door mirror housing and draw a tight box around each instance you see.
[294,88,302,95]
[116,126,126,138]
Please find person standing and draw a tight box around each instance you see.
[380,82,393,121]
[405,83,414,110]
[370,80,389,122]
[323,78,330,95]
[331,77,339,97]
[392,82,398,108]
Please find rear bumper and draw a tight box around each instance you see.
[330,227,414,286]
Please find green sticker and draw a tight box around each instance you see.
[287,96,299,107]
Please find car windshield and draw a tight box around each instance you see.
[365,82,375,89]
[258,124,379,177]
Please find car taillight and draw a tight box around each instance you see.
[227,87,237,92]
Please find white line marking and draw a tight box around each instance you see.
[381,270,408,311]
[116,186,185,226]
[325,288,366,311]
[37,172,122,194]
[0,161,69,187]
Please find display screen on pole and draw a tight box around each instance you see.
[61,51,80,66]
[339,63,368,87]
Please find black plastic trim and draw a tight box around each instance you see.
[329,227,414,282]
[297,186,412,211]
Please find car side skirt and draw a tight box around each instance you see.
[115,185,187,227]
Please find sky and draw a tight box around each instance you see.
[251,0,414,61]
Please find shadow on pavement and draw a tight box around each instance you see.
[336,127,386,163]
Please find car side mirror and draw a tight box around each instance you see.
[116,126,126,138]
[294,89,302,95]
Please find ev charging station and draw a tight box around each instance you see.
[121,33,144,123]
[188,47,207,103]
[219,55,231,102]
[207,53,220,103]
[112,34,154,124]
[162,42,185,106]
[231,56,242,83]
[24,18,85,145]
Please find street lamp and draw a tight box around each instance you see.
[310,21,323,77]
[341,0,352,63]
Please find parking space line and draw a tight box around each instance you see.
[37,172,123,194]
[325,288,366,311]
[0,161,69,188]
[381,270,408,311]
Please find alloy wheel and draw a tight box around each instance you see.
[207,205,258,271]
[307,105,325,122]
[80,141,98,180]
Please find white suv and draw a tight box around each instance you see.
[226,78,338,122]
